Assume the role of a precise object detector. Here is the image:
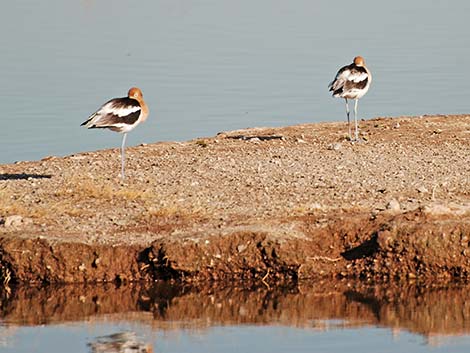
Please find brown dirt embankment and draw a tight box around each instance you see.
[0,115,469,284]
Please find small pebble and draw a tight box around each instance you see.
[327,143,342,151]
[417,186,428,193]
[237,244,247,253]
[386,199,401,212]
[4,215,25,228]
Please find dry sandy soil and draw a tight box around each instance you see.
[0,114,469,284]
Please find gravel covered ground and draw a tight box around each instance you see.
[0,115,469,283]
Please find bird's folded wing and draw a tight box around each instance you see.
[83,97,142,128]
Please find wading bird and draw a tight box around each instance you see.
[81,87,149,180]
[328,56,371,141]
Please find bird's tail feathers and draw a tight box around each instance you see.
[80,113,97,128]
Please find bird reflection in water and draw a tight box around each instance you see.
[88,331,153,353]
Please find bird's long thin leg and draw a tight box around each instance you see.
[354,99,359,141]
[120,133,127,180]
[345,98,351,140]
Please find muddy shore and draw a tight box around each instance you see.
[0,115,469,284]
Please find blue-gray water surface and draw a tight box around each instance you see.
[2,282,470,352]
[0,0,469,163]
[3,325,470,353]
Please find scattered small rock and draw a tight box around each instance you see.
[377,230,393,248]
[386,199,401,212]
[327,142,342,151]
[417,186,429,193]
[423,204,451,215]
[93,258,101,267]
[4,215,33,228]
[237,244,247,253]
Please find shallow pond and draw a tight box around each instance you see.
[1,0,470,163]
[1,281,470,352]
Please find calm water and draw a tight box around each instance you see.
[2,282,470,352]
[4,325,470,353]
[0,0,469,163]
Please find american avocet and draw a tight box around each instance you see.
[328,56,371,141]
[81,87,149,180]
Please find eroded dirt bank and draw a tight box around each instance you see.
[0,115,469,283]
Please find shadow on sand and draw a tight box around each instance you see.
[0,173,52,180]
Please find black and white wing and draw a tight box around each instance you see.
[81,97,142,131]
[328,64,369,97]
